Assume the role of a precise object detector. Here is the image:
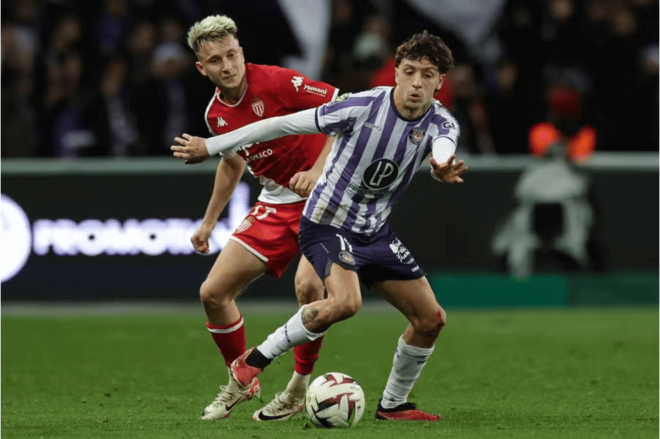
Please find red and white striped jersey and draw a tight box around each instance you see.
[205,63,338,204]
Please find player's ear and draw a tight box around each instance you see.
[436,74,444,92]
[394,66,399,85]
[195,61,208,77]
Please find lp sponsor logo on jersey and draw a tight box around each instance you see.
[409,128,425,145]
[252,97,264,117]
[217,117,228,127]
[363,158,399,190]
[291,76,304,92]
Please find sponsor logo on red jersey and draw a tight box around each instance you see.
[303,84,328,96]
[291,76,303,92]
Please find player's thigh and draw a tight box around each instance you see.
[298,217,362,314]
[373,276,444,327]
[202,239,269,301]
[294,255,325,304]
[235,201,303,278]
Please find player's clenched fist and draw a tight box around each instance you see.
[430,154,467,184]
[191,223,214,254]
[289,169,320,198]
[171,134,211,164]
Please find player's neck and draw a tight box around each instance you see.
[393,87,430,120]
[218,76,248,104]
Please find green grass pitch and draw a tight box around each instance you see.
[2,307,658,438]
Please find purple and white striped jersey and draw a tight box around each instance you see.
[305,87,460,235]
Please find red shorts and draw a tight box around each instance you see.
[230,201,305,278]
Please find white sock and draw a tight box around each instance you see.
[257,306,323,360]
[285,371,311,398]
[381,336,434,409]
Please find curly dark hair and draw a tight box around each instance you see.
[395,31,455,74]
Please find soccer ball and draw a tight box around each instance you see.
[305,372,365,428]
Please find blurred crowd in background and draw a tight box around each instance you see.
[2,0,658,158]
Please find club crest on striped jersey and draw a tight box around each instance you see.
[252,97,264,117]
[235,216,255,233]
[331,93,350,105]
[409,128,425,145]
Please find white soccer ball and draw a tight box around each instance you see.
[305,372,365,428]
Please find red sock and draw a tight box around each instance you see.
[293,336,324,375]
[206,316,246,367]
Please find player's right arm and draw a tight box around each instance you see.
[171,110,319,162]
[171,92,373,161]
[191,154,246,253]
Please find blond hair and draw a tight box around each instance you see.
[187,15,238,55]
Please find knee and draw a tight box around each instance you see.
[295,276,324,305]
[333,295,362,320]
[199,280,230,309]
[413,307,447,338]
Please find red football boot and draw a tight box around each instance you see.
[375,399,443,421]
[230,347,264,388]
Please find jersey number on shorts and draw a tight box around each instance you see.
[336,234,353,252]
[252,205,277,220]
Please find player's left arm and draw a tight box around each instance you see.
[429,137,467,184]
[289,135,334,197]
[429,118,467,184]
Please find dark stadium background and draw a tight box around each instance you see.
[2,0,657,304]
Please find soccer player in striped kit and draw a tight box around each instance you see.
[173,31,467,421]
[182,15,339,421]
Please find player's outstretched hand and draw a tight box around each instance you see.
[290,169,320,198]
[191,223,214,254]
[171,134,210,164]
[430,154,467,183]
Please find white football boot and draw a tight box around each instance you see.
[252,391,305,421]
[201,368,261,420]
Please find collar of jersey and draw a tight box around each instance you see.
[216,83,249,108]
[389,88,433,123]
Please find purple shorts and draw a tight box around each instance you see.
[298,217,426,287]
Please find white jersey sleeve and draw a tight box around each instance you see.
[314,90,383,136]
[431,136,457,163]
[429,107,461,181]
[206,108,319,156]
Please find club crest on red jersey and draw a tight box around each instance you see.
[252,97,264,118]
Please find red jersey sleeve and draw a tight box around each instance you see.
[268,66,338,112]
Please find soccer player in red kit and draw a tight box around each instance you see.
[182,15,338,421]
